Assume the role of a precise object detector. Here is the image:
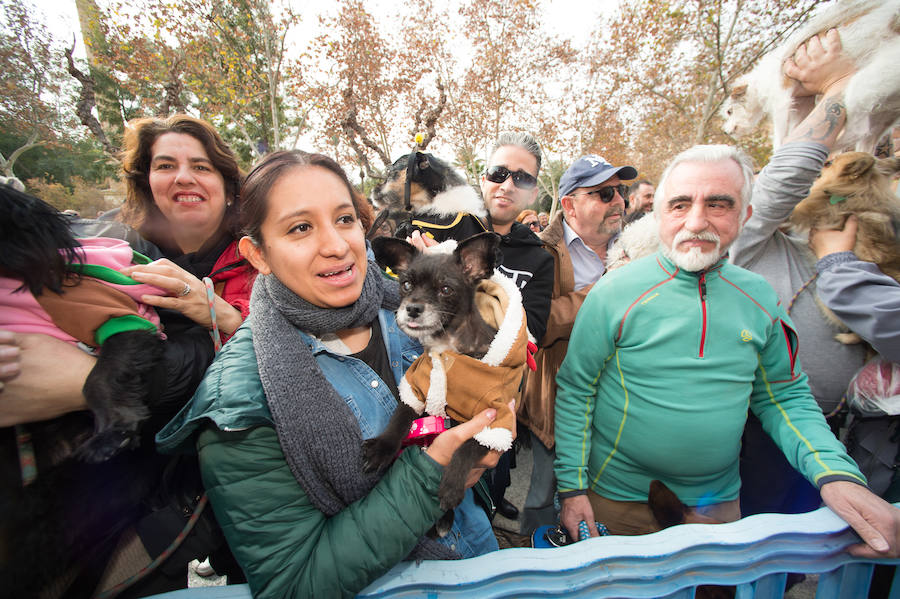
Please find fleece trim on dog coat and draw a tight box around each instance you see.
[398,271,527,452]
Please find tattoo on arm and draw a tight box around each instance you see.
[793,95,846,143]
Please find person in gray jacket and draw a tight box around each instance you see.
[812,221,900,363]
[729,30,891,516]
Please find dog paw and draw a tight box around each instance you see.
[438,479,466,512]
[835,332,863,345]
[77,430,138,463]
[427,510,455,538]
[362,437,398,473]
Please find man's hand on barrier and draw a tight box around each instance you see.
[821,480,900,558]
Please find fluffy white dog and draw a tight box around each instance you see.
[606,214,661,271]
[721,0,900,152]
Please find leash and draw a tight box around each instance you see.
[367,151,423,241]
[202,276,223,352]
[14,425,37,486]
[94,495,210,599]
[787,272,817,314]
[97,281,223,596]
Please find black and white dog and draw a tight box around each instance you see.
[370,152,490,242]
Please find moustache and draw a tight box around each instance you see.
[673,230,719,245]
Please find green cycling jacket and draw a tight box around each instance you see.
[554,252,865,506]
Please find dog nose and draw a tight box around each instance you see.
[406,303,423,319]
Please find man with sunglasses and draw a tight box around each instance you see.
[519,154,636,537]
[478,131,554,523]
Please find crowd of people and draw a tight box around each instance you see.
[1,26,899,599]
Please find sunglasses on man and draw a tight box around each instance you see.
[571,184,629,204]
[484,165,538,190]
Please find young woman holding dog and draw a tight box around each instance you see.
[157,150,503,598]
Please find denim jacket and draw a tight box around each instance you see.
[304,310,422,439]
[156,310,421,449]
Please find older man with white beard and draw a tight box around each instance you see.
[552,144,900,558]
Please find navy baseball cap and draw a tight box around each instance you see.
[559,155,638,200]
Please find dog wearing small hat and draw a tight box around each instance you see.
[369,152,489,242]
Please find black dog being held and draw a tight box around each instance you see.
[0,186,165,597]
[365,233,501,536]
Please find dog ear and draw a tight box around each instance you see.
[875,157,900,179]
[730,83,747,99]
[455,232,501,284]
[648,480,687,529]
[371,237,417,274]
[416,153,431,172]
[839,153,875,180]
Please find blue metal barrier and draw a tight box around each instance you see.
[148,504,900,598]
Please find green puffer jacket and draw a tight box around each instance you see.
[157,325,448,598]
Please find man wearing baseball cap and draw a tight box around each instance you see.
[518,155,636,537]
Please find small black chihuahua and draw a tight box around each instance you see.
[367,232,525,536]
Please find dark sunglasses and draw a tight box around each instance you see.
[484,165,538,189]
[572,184,629,204]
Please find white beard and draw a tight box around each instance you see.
[662,230,722,272]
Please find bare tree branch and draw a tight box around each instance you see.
[413,79,447,151]
[340,86,391,175]
[65,42,119,157]
[0,131,42,177]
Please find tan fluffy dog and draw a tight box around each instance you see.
[791,152,900,278]
[790,152,900,343]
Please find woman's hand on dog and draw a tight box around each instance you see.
[426,400,516,489]
[784,28,855,98]
[809,215,858,259]
[0,331,92,426]
[122,259,244,335]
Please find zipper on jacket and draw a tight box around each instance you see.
[698,272,707,358]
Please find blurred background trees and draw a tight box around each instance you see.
[3,0,825,214]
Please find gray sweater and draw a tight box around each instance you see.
[730,142,867,413]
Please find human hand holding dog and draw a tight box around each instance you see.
[0,331,92,426]
[406,229,438,252]
[122,259,243,335]
[426,400,516,488]
[784,28,855,98]
[821,480,900,558]
[809,215,858,259]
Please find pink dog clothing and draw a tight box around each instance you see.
[0,237,165,347]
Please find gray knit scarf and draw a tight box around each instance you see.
[249,262,458,560]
